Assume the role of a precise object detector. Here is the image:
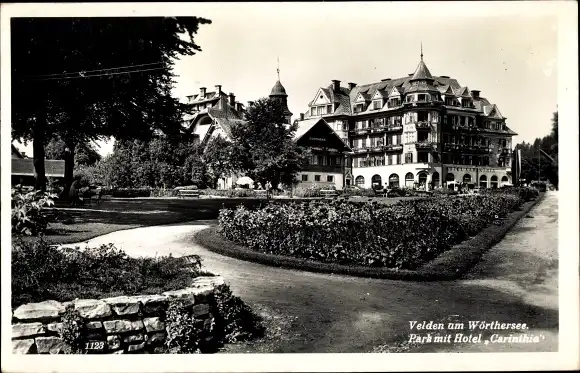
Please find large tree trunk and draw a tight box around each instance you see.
[32,117,47,191]
[61,141,76,201]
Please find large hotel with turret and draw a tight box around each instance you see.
[293,52,517,190]
[186,53,516,191]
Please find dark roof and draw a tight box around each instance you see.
[11,144,24,158]
[12,159,65,177]
[270,80,288,97]
[410,60,434,81]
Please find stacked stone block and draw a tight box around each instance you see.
[11,276,224,354]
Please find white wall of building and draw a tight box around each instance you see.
[296,171,344,190]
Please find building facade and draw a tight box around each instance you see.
[297,54,517,190]
[186,79,351,190]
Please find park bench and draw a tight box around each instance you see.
[255,190,268,198]
[178,189,200,198]
[320,189,339,198]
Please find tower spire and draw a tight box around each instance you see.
[421,42,423,61]
[277,57,280,81]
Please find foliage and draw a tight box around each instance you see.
[211,284,265,343]
[340,187,377,198]
[59,305,87,354]
[432,188,459,196]
[218,188,534,270]
[203,136,238,189]
[229,98,310,189]
[11,17,211,190]
[45,138,102,166]
[11,237,206,307]
[516,111,558,187]
[103,137,202,189]
[11,189,56,236]
[164,302,205,354]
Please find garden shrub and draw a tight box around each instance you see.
[59,304,87,354]
[150,188,180,197]
[111,188,152,198]
[11,189,56,236]
[341,187,376,197]
[164,301,206,354]
[11,238,207,307]
[211,284,265,343]
[218,188,530,270]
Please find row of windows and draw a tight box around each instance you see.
[311,105,333,116]
[309,155,342,166]
[353,154,402,167]
[351,135,402,148]
[442,135,509,148]
[301,174,334,182]
[355,116,403,129]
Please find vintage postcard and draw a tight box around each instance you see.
[1,1,578,372]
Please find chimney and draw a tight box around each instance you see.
[228,92,235,107]
[471,90,480,99]
[331,79,341,92]
[215,85,222,95]
[21,152,26,158]
[200,87,207,98]
[348,82,357,90]
[300,113,305,121]
[235,102,243,112]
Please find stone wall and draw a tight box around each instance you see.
[12,276,224,354]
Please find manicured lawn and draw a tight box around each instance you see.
[38,196,420,245]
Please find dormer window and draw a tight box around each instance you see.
[417,94,428,102]
[354,103,365,113]
[373,100,382,110]
[405,95,414,103]
[462,99,472,108]
[311,107,316,116]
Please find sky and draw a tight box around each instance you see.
[12,2,559,157]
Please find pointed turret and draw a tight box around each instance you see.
[269,61,293,123]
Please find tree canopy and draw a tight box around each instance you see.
[11,17,211,190]
[229,98,309,189]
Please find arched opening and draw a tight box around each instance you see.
[388,174,399,188]
[405,172,414,188]
[490,175,498,189]
[446,173,455,182]
[463,174,472,183]
[432,172,440,188]
[479,175,488,189]
[355,176,365,188]
[501,176,509,186]
[371,174,382,189]
[417,171,428,190]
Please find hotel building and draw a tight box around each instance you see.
[296,52,517,190]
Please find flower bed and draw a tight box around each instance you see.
[11,238,211,308]
[217,188,538,270]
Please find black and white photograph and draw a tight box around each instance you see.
[1,2,578,372]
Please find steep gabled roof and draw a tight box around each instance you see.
[456,86,471,97]
[294,118,352,152]
[485,104,504,119]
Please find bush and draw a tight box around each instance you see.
[11,189,56,236]
[432,188,459,196]
[150,188,180,197]
[11,238,207,307]
[341,187,376,197]
[111,188,152,198]
[218,189,527,270]
[164,302,206,354]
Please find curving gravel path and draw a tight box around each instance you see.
[62,192,559,353]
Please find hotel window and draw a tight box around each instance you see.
[418,94,427,102]
[396,154,401,164]
[327,105,332,114]
[311,107,316,116]
[327,175,334,182]
[405,95,414,103]
[314,175,321,182]
[317,155,324,165]
[396,134,402,144]
[301,174,308,182]
[387,155,393,165]
[373,100,382,110]
[405,152,413,163]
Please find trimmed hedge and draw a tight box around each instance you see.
[217,187,538,270]
[197,191,543,280]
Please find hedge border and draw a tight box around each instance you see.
[193,193,545,281]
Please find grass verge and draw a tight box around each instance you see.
[194,193,544,281]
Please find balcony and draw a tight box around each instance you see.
[385,125,403,132]
[384,144,403,152]
[368,145,386,153]
[450,125,479,133]
[415,141,435,150]
[353,147,369,154]
[369,126,386,134]
[349,128,371,136]
[304,164,342,173]
[415,121,432,130]
[443,143,491,154]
